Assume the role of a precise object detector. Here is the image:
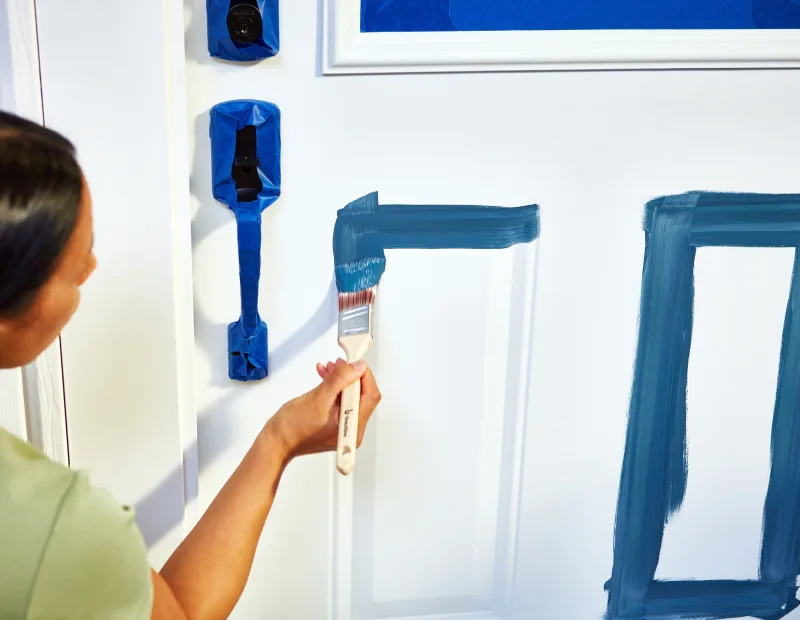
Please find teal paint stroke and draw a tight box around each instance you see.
[608,191,800,620]
[644,192,800,248]
[333,192,540,293]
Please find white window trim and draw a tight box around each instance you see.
[322,0,800,75]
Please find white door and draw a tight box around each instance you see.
[25,0,800,619]
[186,0,800,616]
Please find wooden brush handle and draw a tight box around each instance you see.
[336,378,360,476]
[336,334,373,476]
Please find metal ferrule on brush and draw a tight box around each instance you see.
[338,288,376,338]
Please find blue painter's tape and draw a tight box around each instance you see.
[608,191,800,620]
[333,192,540,293]
[210,100,281,210]
[210,100,281,382]
[361,0,800,31]
[207,0,279,62]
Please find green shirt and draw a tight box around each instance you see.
[0,428,153,619]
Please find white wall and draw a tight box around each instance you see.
[185,0,800,618]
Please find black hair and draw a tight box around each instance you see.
[0,111,83,316]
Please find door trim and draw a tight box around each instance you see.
[34,0,197,554]
[321,0,800,75]
[162,0,200,533]
[1,0,68,465]
[12,0,198,560]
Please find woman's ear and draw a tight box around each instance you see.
[1,298,37,329]
[0,312,17,336]
[0,318,20,368]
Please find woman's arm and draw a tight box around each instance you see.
[156,426,286,620]
[153,359,381,620]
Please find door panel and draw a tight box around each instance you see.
[334,246,537,620]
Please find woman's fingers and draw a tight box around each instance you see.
[356,367,382,447]
[315,360,381,449]
[317,359,367,403]
[318,360,380,409]
[360,366,382,412]
[316,359,346,380]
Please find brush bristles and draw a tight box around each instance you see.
[338,287,377,312]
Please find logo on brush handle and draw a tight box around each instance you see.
[342,409,352,438]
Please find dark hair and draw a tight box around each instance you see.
[0,111,83,316]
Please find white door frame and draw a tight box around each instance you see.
[0,0,68,465]
[3,0,198,566]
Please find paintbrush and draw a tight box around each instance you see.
[335,286,376,475]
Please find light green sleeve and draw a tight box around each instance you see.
[0,429,153,620]
[26,471,154,620]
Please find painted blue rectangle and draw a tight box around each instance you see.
[608,191,800,620]
[361,0,800,32]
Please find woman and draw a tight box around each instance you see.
[0,110,381,619]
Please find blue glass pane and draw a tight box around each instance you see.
[361,0,800,32]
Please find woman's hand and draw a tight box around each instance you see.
[264,358,382,463]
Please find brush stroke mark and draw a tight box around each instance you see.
[333,192,539,293]
[210,100,280,382]
[607,191,800,620]
[361,0,800,31]
[761,250,800,589]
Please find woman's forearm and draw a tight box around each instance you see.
[153,360,381,620]
[159,425,288,620]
